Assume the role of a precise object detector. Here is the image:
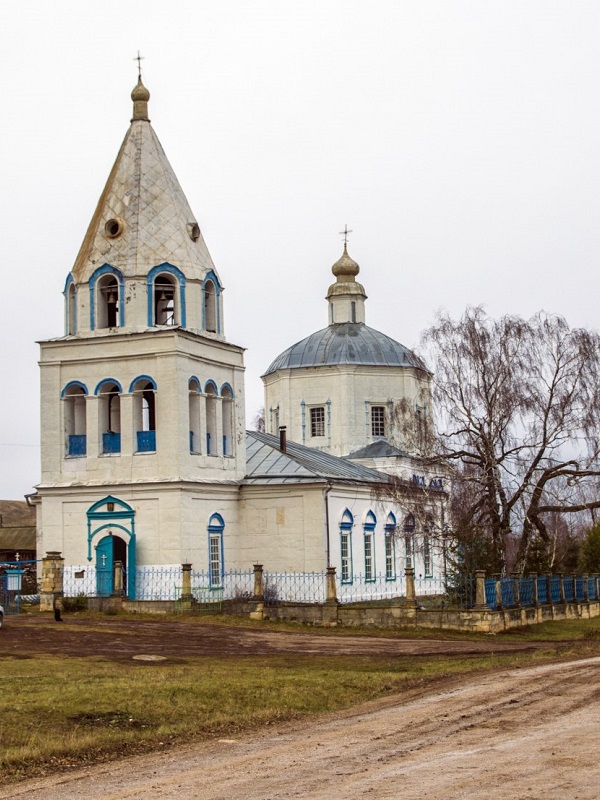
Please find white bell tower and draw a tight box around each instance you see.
[37,76,246,594]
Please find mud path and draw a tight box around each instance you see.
[1,615,546,658]
[2,656,599,799]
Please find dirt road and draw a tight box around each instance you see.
[1,615,545,658]
[2,655,599,799]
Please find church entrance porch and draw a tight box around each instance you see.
[86,496,136,599]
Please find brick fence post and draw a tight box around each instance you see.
[530,573,539,606]
[40,551,64,612]
[474,570,487,609]
[512,573,521,607]
[253,564,264,600]
[249,564,265,621]
[180,563,193,602]
[405,567,417,608]
[326,566,338,603]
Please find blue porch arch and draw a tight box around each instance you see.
[86,496,136,599]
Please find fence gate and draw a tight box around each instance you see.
[0,560,39,613]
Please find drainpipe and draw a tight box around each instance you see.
[324,480,333,567]
[279,425,287,453]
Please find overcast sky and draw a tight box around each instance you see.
[1,1,599,499]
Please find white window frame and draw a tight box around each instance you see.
[310,406,325,438]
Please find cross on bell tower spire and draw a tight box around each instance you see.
[134,50,145,80]
[339,224,353,249]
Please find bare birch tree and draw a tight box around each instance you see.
[423,307,600,574]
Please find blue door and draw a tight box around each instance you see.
[96,536,114,596]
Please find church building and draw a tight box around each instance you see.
[36,77,446,601]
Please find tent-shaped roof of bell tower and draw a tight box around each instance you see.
[71,77,218,284]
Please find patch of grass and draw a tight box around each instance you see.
[0,648,556,783]
[497,616,600,641]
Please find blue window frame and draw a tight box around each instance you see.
[207,513,225,588]
[340,510,354,584]
[385,512,397,581]
[364,511,376,582]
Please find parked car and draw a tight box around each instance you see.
[0,604,3,628]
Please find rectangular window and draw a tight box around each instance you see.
[371,405,385,437]
[364,533,374,581]
[209,534,222,588]
[341,532,351,583]
[423,536,432,577]
[385,533,395,580]
[405,535,413,569]
[310,406,325,437]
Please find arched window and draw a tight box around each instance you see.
[89,265,124,330]
[97,275,120,329]
[423,514,434,577]
[62,382,88,457]
[221,383,234,456]
[385,513,397,581]
[202,271,221,334]
[404,513,416,569]
[130,376,156,452]
[205,381,218,455]
[208,513,225,588]
[340,510,354,584]
[363,511,376,581]
[147,264,186,327]
[95,379,122,454]
[64,276,77,335]
[154,275,176,326]
[203,279,217,332]
[189,377,201,453]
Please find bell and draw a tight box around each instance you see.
[107,290,117,305]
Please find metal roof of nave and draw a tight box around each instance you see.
[71,78,218,284]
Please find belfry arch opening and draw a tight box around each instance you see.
[63,384,87,457]
[67,282,76,335]
[97,276,120,329]
[154,275,176,325]
[97,381,121,454]
[131,378,156,452]
[203,279,217,333]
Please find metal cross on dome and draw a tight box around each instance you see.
[134,51,145,79]
[339,225,353,246]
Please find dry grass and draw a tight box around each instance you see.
[0,649,550,783]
